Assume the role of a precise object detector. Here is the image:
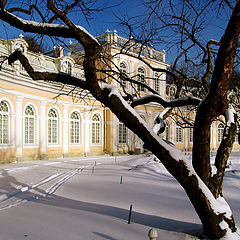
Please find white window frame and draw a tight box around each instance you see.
[137,67,146,92]
[62,60,73,74]
[189,128,193,143]
[176,126,183,143]
[118,122,128,145]
[119,61,128,89]
[165,121,170,141]
[154,72,160,94]
[47,108,59,145]
[0,100,10,145]
[217,123,224,143]
[24,105,36,145]
[70,111,82,145]
[91,113,102,145]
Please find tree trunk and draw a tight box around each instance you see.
[209,122,237,198]
[99,89,237,239]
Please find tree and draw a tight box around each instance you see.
[23,35,48,53]
[0,0,239,239]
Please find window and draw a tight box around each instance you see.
[62,61,72,74]
[118,122,127,144]
[165,121,170,141]
[70,111,81,144]
[189,128,193,142]
[154,72,160,93]
[137,67,145,92]
[0,101,10,144]
[48,108,59,144]
[119,62,128,88]
[92,114,101,144]
[166,85,176,98]
[176,126,183,143]
[217,123,224,143]
[24,105,35,144]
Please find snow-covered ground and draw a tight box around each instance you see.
[0,153,239,240]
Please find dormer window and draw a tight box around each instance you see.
[12,34,28,54]
[166,85,176,98]
[62,61,72,74]
[15,42,25,52]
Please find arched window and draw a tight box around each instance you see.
[218,123,224,143]
[48,108,59,144]
[62,61,72,74]
[70,111,81,144]
[189,128,193,143]
[92,113,101,144]
[165,121,170,141]
[176,126,183,143]
[154,72,160,93]
[24,105,35,144]
[137,67,145,92]
[119,62,128,88]
[0,101,10,144]
[118,122,127,144]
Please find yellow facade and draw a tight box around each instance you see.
[0,32,238,164]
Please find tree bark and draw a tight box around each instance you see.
[1,1,240,238]
[97,88,237,239]
[192,1,240,190]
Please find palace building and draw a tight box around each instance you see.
[0,30,238,163]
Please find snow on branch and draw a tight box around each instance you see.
[0,10,99,47]
[224,104,236,126]
[131,94,201,108]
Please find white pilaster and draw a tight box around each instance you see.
[212,123,217,149]
[112,115,117,153]
[63,104,69,153]
[84,110,90,153]
[40,101,46,154]
[172,122,175,144]
[185,128,188,149]
[16,96,23,156]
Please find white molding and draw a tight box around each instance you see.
[16,96,24,155]
[63,103,69,153]
[84,110,90,153]
[40,101,47,153]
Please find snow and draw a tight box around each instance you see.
[0,154,239,240]
[211,165,217,176]
[225,104,236,126]
[99,82,185,161]
[6,10,100,46]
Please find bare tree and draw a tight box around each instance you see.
[0,0,240,239]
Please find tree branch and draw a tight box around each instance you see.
[131,94,201,108]
[8,49,88,90]
[0,9,100,50]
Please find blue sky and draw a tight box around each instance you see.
[0,1,143,39]
[0,0,231,63]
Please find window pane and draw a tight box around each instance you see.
[119,123,127,144]
[48,109,58,144]
[218,123,224,143]
[120,62,127,88]
[92,114,101,144]
[176,127,183,143]
[0,101,9,144]
[154,72,160,93]
[165,123,170,141]
[189,128,193,142]
[137,67,145,92]
[24,106,35,144]
[70,112,81,144]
